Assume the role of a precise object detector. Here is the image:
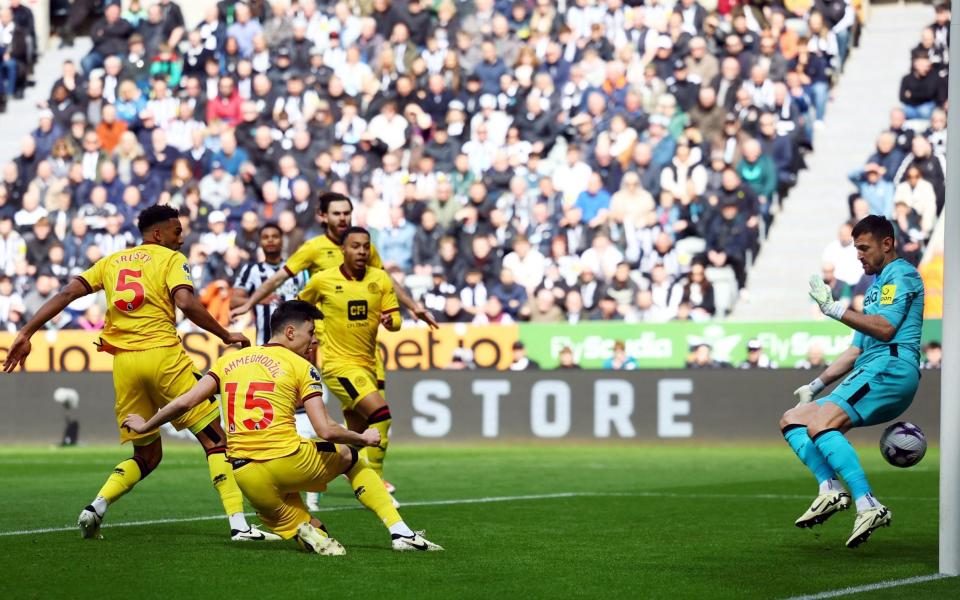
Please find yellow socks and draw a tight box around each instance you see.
[362,406,391,478]
[96,458,145,505]
[347,457,402,528]
[206,449,247,530]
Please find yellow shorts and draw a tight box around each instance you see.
[113,344,220,445]
[231,440,353,539]
[323,363,381,411]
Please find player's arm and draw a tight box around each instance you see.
[392,277,439,329]
[808,275,896,341]
[303,395,381,447]
[230,268,291,317]
[793,345,861,406]
[3,278,90,372]
[122,375,218,433]
[380,273,402,332]
[174,287,250,348]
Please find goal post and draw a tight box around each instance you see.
[939,6,960,578]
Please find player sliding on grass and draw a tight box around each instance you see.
[122,300,443,554]
[780,215,924,548]
[231,192,439,505]
[2,205,279,542]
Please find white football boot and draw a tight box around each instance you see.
[231,524,283,541]
[391,531,444,552]
[794,490,851,529]
[77,506,104,539]
[295,523,346,555]
[846,505,892,549]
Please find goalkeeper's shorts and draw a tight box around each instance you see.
[818,355,919,427]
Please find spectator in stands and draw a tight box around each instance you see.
[821,221,863,287]
[556,346,581,370]
[686,342,728,368]
[848,163,894,218]
[899,53,940,120]
[797,343,829,370]
[891,198,924,266]
[812,262,852,320]
[603,340,638,370]
[703,199,748,291]
[921,341,942,369]
[83,3,134,75]
[893,165,938,239]
[739,339,774,369]
[509,341,540,371]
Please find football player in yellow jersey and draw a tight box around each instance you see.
[297,227,406,496]
[231,191,438,497]
[2,205,280,542]
[122,300,443,553]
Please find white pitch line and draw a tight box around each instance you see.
[0,490,938,538]
[782,573,953,599]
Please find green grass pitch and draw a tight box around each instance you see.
[0,443,954,599]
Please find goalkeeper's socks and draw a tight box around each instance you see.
[819,478,843,494]
[388,521,414,537]
[855,493,880,512]
[783,425,835,485]
[90,496,108,517]
[812,430,872,501]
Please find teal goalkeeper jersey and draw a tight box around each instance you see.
[852,258,925,368]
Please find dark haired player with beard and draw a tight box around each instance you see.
[3,205,278,542]
[780,215,925,548]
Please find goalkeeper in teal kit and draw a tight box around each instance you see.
[779,215,925,548]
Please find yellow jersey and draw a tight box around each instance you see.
[282,232,383,277]
[298,266,399,369]
[208,343,324,460]
[77,243,194,351]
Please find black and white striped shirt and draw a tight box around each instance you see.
[234,261,310,345]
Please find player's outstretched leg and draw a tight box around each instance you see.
[811,428,891,548]
[346,399,398,507]
[341,446,442,551]
[78,438,162,539]
[195,423,281,541]
[780,407,849,528]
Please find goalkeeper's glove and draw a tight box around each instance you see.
[793,378,825,407]
[809,275,847,320]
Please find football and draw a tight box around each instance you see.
[879,421,928,468]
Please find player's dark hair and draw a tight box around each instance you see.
[259,221,282,237]
[851,215,895,243]
[137,204,180,234]
[341,226,371,245]
[318,191,353,213]
[270,300,323,333]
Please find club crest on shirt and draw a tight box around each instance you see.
[880,285,896,305]
[367,282,379,294]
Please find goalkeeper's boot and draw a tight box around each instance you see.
[794,490,851,529]
[392,531,444,552]
[846,505,892,549]
[77,505,103,540]
[295,523,346,555]
[306,492,322,511]
[231,524,283,541]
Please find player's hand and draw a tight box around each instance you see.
[229,303,252,319]
[793,384,814,407]
[122,414,148,433]
[222,332,251,348]
[2,333,31,373]
[360,428,382,448]
[414,306,439,329]
[808,275,846,320]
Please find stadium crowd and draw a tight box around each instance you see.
[823,1,948,320]
[0,0,866,334]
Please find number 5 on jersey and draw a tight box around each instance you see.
[115,269,145,312]
[225,381,276,432]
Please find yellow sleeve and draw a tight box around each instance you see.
[297,274,323,306]
[77,258,106,293]
[369,244,383,270]
[297,358,325,407]
[381,270,400,327]
[283,241,314,277]
[166,252,195,297]
[206,355,227,392]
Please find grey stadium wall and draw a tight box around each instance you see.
[0,370,940,444]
